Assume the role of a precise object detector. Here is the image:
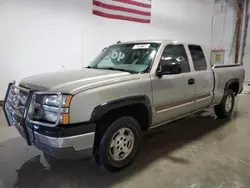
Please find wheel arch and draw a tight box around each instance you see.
[90,95,152,163]
[90,95,152,129]
[225,78,240,95]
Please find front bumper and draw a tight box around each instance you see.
[15,122,95,159]
[3,82,96,159]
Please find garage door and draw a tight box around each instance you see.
[243,13,250,82]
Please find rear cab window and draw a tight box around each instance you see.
[188,45,207,71]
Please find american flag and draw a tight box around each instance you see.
[93,0,152,23]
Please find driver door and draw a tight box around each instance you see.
[151,44,196,126]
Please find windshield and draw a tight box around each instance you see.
[89,43,161,73]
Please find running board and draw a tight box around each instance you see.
[149,107,209,130]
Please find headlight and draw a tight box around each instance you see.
[43,95,60,107]
[42,110,58,123]
[43,95,72,107]
[33,94,72,125]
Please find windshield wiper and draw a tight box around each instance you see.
[98,67,137,73]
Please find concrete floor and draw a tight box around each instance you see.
[1,94,250,188]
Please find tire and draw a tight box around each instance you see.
[214,89,235,118]
[98,116,142,172]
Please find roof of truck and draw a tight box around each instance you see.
[119,39,201,46]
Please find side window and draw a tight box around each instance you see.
[188,45,207,71]
[160,44,190,73]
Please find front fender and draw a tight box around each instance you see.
[69,74,153,124]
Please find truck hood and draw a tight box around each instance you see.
[19,68,139,94]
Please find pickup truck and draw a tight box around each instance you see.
[3,40,245,172]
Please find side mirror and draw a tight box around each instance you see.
[156,56,182,77]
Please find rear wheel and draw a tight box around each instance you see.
[214,89,235,118]
[98,116,141,172]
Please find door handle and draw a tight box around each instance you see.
[188,79,195,85]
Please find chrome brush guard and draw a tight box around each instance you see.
[3,81,62,145]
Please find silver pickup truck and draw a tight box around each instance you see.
[3,40,244,171]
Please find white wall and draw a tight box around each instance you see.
[0,0,236,99]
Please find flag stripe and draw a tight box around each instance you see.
[113,0,151,8]
[93,5,150,20]
[94,0,151,13]
[93,0,151,16]
[93,10,150,23]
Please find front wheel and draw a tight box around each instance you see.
[98,116,142,172]
[214,89,235,118]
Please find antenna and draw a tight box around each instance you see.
[62,65,67,71]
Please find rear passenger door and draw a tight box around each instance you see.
[187,45,214,110]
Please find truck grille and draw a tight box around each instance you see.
[5,85,30,126]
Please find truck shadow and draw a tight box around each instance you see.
[14,111,234,188]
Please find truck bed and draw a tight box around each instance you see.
[212,64,245,105]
